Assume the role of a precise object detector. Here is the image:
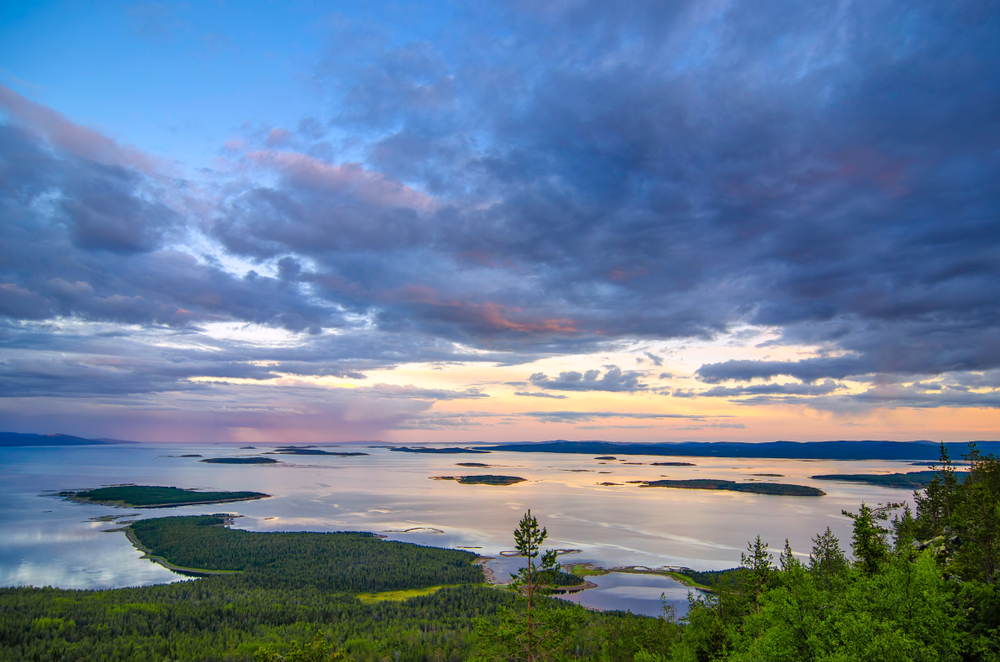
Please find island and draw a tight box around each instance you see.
[391,446,490,454]
[811,470,966,489]
[267,448,369,456]
[431,475,527,486]
[122,515,484,590]
[59,485,270,508]
[594,456,617,460]
[640,479,825,496]
[479,439,1000,461]
[0,431,136,447]
[200,457,279,464]
[650,462,696,466]
[456,462,491,467]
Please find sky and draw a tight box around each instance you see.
[0,0,998,444]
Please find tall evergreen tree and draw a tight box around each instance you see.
[472,511,584,662]
[843,502,899,576]
[809,526,848,585]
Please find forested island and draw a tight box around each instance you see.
[641,478,825,496]
[200,457,279,464]
[127,516,483,591]
[391,446,490,454]
[432,475,527,486]
[266,448,369,457]
[59,485,270,508]
[811,470,968,489]
[0,431,135,447]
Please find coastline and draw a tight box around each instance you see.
[565,562,714,594]
[64,493,270,509]
[119,526,241,577]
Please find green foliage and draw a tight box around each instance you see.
[0,581,512,662]
[641,479,825,496]
[597,609,679,662]
[808,527,849,587]
[255,633,345,661]
[673,444,1000,662]
[812,470,966,489]
[842,502,899,576]
[456,475,526,486]
[61,485,268,507]
[129,516,483,592]
[474,510,588,662]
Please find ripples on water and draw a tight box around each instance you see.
[0,444,920,613]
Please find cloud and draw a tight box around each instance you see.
[0,84,162,174]
[675,379,845,399]
[3,0,1000,432]
[520,410,718,423]
[643,352,664,366]
[528,366,648,392]
[514,391,568,399]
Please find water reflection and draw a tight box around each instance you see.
[1,444,922,614]
[558,572,703,618]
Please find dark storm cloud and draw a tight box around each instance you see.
[528,366,648,392]
[198,0,1000,393]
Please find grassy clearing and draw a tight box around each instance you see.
[570,564,609,577]
[355,585,455,603]
[659,571,713,591]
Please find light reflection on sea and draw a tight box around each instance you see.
[1,444,927,612]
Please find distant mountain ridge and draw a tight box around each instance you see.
[0,432,136,447]
[477,439,1000,461]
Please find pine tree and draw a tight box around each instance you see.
[472,510,584,662]
[809,526,848,583]
[779,538,798,571]
[842,502,900,576]
[740,535,773,613]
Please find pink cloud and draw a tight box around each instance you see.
[265,128,293,147]
[0,84,162,174]
[245,150,437,211]
[382,285,579,334]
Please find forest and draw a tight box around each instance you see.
[811,470,962,489]
[59,486,270,508]
[1,443,997,662]
[640,479,825,496]
[127,516,485,592]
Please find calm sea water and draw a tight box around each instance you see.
[0,444,922,616]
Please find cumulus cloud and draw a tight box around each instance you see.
[528,366,648,392]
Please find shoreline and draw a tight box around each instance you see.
[565,562,714,594]
[120,526,241,577]
[64,494,269,509]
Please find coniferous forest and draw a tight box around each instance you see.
[1,444,997,662]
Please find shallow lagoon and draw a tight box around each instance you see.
[0,443,926,614]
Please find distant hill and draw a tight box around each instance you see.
[0,432,136,447]
[477,440,1000,461]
